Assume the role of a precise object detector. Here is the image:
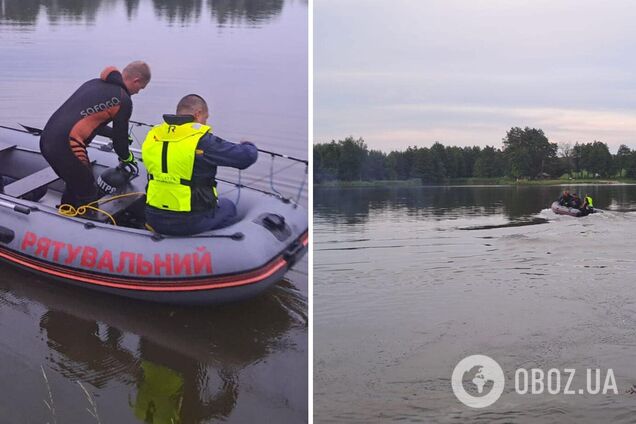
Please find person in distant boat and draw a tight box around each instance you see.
[39,61,151,207]
[582,193,594,213]
[142,94,258,235]
[570,193,582,209]
[569,193,583,209]
[558,190,573,207]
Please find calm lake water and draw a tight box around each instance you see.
[315,185,636,423]
[0,1,307,423]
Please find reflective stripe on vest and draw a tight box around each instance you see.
[142,121,213,212]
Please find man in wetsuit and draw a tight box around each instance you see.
[558,190,572,207]
[142,94,258,235]
[39,61,151,207]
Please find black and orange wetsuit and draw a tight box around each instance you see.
[39,67,133,206]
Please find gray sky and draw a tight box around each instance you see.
[315,0,636,152]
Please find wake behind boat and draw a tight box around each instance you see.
[0,125,308,304]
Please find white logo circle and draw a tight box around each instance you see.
[452,354,505,408]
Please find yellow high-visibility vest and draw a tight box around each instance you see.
[142,121,217,212]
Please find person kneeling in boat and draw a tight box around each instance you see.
[142,94,257,236]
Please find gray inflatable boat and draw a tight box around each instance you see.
[0,126,308,304]
[550,201,594,217]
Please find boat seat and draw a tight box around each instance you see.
[0,141,16,152]
[3,166,59,198]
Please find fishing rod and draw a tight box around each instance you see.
[130,120,308,164]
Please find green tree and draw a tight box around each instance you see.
[399,147,418,180]
[429,143,447,181]
[625,151,636,178]
[502,127,557,178]
[461,146,481,177]
[362,150,387,180]
[337,136,368,181]
[579,141,612,177]
[615,144,631,177]
[571,143,581,173]
[474,146,504,177]
[313,141,340,183]
[411,147,434,182]
[444,146,465,178]
[558,142,574,175]
[385,151,401,180]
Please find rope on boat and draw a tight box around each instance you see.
[58,192,145,226]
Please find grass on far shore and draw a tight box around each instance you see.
[315,177,636,188]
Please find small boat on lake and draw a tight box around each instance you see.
[0,125,308,304]
[550,201,594,218]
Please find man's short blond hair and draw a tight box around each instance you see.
[176,94,208,115]
[122,61,151,83]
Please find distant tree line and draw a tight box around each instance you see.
[314,127,636,183]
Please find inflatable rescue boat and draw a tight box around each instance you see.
[0,125,308,304]
[550,201,594,217]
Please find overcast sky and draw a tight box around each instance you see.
[315,0,636,152]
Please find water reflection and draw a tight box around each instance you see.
[206,0,285,25]
[152,0,203,24]
[314,185,636,424]
[315,185,636,223]
[0,0,43,25]
[124,0,141,18]
[0,0,285,26]
[1,266,304,423]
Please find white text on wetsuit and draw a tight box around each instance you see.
[80,97,121,118]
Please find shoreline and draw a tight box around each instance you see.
[314,178,636,188]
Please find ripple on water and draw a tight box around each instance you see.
[316,187,636,423]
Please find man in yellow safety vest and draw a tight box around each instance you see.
[142,94,257,235]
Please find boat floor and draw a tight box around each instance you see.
[25,186,147,228]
